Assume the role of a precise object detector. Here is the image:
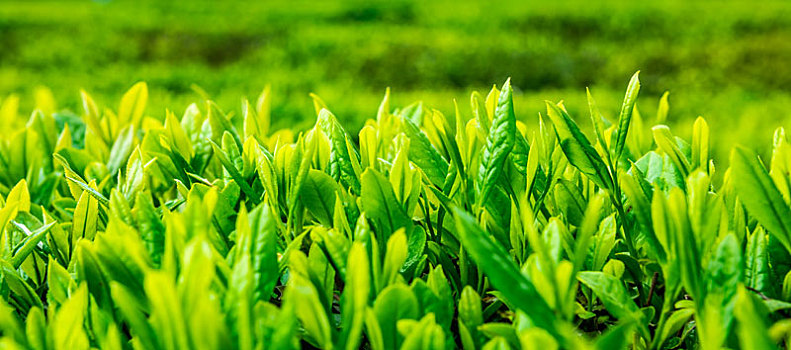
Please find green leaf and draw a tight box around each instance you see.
[699,233,742,348]
[72,184,99,241]
[107,125,135,175]
[594,322,635,350]
[652,126,691,178]
[246,205,279,303]
[731,145,791,253]
[746,227,772,296]
[289,253,333,348]
[553,179,586,227]
[10,222,55,269]
[586,87,609,149]
[655,308,694,349]
[400,116,449,187]
[519,328,558,350]
[54,153,109,204]
[210,138,257,203]
[656,91,670,123]
[399,314,446,350]
[482,336,511,350]
[6,180,30,213]
[692,117,710,172]
[577,271,646,339]
[286,136,315,213]
[341,243,370,350]
[255,85,272,137]
[735,287,775,350]
[222,130,244,173]
[317,109,361,194]
[80,90,106,144]
[381,229,408,289]
[476,79,516,208]
[545,101,612,190]
[458,286,483,350]
[404,225,426,274]
[458,286,483,330]
[311,227,351,279]
[144,271,191,350]
[0,260,43,313]
[666,188,703,301]
[471,91,488,132]
[299,169,339,227]
[591,215,617,271]
[613,71,640,160]
[621,170,665,263]
[424,266,454,328]
[479,323,519,348]
[165,110,194,159]
[117,82,147,128]
[374,284,419,350]
[74,242,111,309]
[47,257,74,307]
[452,207,556,334]
[122,148,148,203]
[134,192,165,267]
[266,300,300,349]
[634,151,685,191]
[242,98,263,144]
[208,101,241,147]
[360,169,411,240]
[50,284,90,350]
[25,306,47,350]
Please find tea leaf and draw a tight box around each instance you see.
[360,169,411,239]
[546,101,612,190]
[731,145,791,252]
[118,82,148,128]
[453,207,556,333]
[476,79,516,208]
[613,71,640,160]
[299,169,339,227]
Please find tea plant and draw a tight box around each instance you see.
[0,73,789,349]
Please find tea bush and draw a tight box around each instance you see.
[0,73,790,349]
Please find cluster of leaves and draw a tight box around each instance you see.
[0,73,790,350]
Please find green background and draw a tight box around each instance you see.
[1,0,790,161]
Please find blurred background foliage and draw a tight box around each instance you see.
[1,0,790,161]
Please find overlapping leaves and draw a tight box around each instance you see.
[0,75,788,350]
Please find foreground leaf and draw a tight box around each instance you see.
[452,207,556,334]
